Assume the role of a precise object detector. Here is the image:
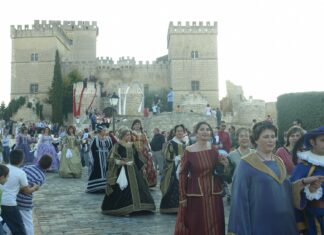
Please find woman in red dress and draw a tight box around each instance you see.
[174,121,230,235]
[131,119,157,187]
[275,125,304,175]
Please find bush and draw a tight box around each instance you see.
[276,92,324,145]
[2,97,26,121]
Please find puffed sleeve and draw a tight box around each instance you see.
[178,150,190,202]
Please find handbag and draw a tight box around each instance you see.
[66,149,73,159]
[116,166,128,190]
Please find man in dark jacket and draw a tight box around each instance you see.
[150,128,165,175]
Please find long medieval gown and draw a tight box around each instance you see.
[160,137,185,213]
[227,153,299,235]
[174,146,228,235]
[101,143,156,215]
[59,134,83,178]
[34,134,60,171]
[131,131,157,187]
[15,133,35,165]
[86,135,114,193]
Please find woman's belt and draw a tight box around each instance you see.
[309,200,324,208]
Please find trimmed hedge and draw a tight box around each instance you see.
[276,92,324,145]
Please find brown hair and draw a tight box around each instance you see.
[285,126,304,147]
[194,121,213,137]
[251,121,277,146]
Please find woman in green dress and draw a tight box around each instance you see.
[59,125,82,178]
[101,126,155,215]
[160,124,186,213]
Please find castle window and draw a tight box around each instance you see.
[31,53,38,62]
[191,51,198,59]
[191,81,200,91]
[30,84,39,93]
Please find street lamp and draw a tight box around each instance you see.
[109,92,119,132]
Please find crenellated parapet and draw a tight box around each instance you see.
[32,20,98,32]
[10,20,98,45]
[96,56,169,70]
[168,21,217,35]
[11,21,72,47]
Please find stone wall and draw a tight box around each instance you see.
[11,106,39,122]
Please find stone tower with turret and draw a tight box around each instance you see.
[10,20,218,119]
[167,21,219,111]
[10,20,98,115]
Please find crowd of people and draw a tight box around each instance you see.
[0,114,323,234]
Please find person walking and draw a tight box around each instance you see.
[174,121,231,235]
[227,121,322,235]
[86,125,115,193]
[160,124,186,214]
[34,127,60,172]
[276,126,304,176]
[150,128,165,175]
[218,121,232,153]
[59,126,82,178]
[1,131,10,164]
[131,119,157,187]
[167,88,174,112]
[101,126,156,215]
[290,126,324,235]
[216,107,222,127]
[0,164,9,235]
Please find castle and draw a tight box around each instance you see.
[10,20,219,118]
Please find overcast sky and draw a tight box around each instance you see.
[1,0,324,105]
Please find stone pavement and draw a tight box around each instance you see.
[33,168,230,235]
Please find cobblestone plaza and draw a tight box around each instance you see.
[33,168,230,235]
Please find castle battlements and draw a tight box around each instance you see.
[168,21,217,34]
[11,20,98,40]
[96,56,169,70]
[11,21,72,47]
[61,57,169,71]
[34,20,98,31]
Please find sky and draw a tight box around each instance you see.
[1,0,324,105]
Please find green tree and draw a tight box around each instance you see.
[277,92,324,145]
[49,50,64,124]
[2,97,26,121]
[62,70,83,118]
[0,102,6,119]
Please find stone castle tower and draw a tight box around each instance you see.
[168,22,219,111]
[10,20,218,117]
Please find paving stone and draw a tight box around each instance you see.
[34,168,230,235]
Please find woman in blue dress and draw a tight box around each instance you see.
[15,126,35,165]
[35,127,60,171]
[228,121,322,235]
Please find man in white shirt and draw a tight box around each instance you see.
[1,150,39,235]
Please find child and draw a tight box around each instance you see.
[17,154,52,235]
[1,132,10,164]
[1,150,39,234]
[0,164,9,235]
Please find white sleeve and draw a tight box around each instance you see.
[304,185,323,201]
[19,171,29,187]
